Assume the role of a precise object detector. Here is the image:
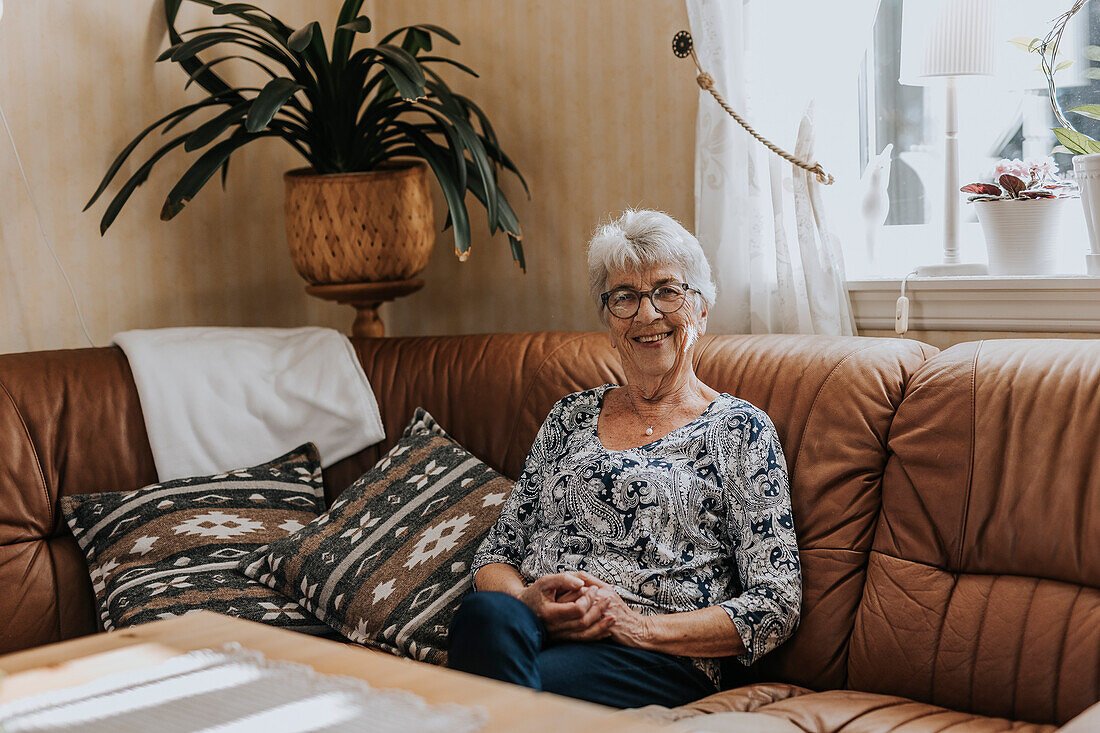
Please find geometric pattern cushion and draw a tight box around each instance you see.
[60,444,331,635]
[238,409,513,664]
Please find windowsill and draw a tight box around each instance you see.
[847,276,1100,332]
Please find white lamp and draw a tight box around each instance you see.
[902,0,996,276]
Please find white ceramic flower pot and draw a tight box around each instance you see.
[1071,153,1100,275]
[972,198,1071,275]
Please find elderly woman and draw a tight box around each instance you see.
[448,209,801,709]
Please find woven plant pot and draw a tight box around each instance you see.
[284,161,435,285]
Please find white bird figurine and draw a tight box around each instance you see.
[860,143,893,265]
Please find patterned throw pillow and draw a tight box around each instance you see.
[238,409,513,664]
[61,444,331,635]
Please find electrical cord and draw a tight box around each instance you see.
[896,269,919,338]
[0,98,95,347]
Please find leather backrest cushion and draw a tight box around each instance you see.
[850,340,1100,725]
[0,332,930,687]
[352,332,932,690]
[0,348,157,652]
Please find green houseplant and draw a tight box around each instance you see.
[1016,0,1100,274]
[86,0,527,283]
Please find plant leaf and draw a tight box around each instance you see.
[332,1,366,70]
[288,22,316,53]
[185,101,251,150]
[179,22,252,36]
[379,24,460,46]
[245,77,303,132]
[415,98,498,228]
[960,183,1001,196]
[1053,127,1100,155]
[1008,37,1038,53]
[163,28,302,80]
[373,44,427,93]
[1055,59,1075,72]
[379,140,525,267]
[189,0,293,43]
[460,158,525,267]
[1070,104,1100,121]
[508,233,525,272]
[1087,45,1100,62]
[337,17,372,33]
[452,89,529,195]
[213,3,275,16]
[162,129,269,220]
[184,54,275,89]
[418,55,479,78]
[168,32,246,62]
[1087,68,1100,80]
[998,173,1026,197]
[164,0,240,100]
[86,100,222,210]
[357,50,424,100]
[99,133,191,234]
[385,124,471,258]
[402,28,433,56]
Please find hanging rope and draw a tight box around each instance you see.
[673,30,835,185]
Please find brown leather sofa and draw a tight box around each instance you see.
[1,332,1097,732]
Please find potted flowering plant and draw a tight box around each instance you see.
[960,157,1078,275]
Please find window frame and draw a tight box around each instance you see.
[846,0,1100,333]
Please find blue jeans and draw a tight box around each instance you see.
[447,591,719,709]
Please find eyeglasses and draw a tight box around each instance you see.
[600,283,695,319]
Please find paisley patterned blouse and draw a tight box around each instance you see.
[472,385,802,688]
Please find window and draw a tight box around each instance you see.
[853,0,1096,278]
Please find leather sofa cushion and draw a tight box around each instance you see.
[854,340,1100,726]
[0,348,157,653]
[675,686,1057,732]
[347,333,933,690]
[2,332,932,692]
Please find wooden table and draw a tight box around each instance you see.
[0,611,670,732]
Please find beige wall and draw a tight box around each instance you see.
[1,1,1090,354]
[0,1,351,355]
[366,0,698,336]
[0,0,696,354]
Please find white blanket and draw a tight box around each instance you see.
[113,327,385,482]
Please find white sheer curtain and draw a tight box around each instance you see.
[686,0,882,335]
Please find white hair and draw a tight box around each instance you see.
[586,209,717,325]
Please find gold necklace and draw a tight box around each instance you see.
[625,390,679,436]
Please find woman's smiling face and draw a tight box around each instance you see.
[605,264,707,380]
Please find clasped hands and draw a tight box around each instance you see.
[517,571,651,646]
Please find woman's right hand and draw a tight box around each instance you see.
[518,573,615,641]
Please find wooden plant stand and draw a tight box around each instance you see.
[305,279,424,338]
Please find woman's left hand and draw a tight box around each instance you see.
[572,571,653,649]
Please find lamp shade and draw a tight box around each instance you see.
[900,0,996,85]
